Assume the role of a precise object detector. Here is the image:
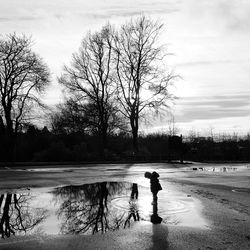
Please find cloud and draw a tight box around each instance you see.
[0,16,40,22]
[175,93,250,123]
[0,0,181,28]
[215,0,250,32]
[73,1,180,21]
[175,59,234,68]
[185,0,250,33]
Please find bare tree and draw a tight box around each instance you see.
[167,115,179,136]
[0,34,50,160]
[59,25,118,155]
[114,16,176,155]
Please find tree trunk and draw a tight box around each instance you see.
[5,109,13,136]
[131,114,139,157]
[132,129,138,156]
[99,116,108,159]
[101,129,107,158]
[4,111,16,162]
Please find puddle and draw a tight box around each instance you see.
[232,188,250,194]
[0,181,208,239]
[191,165,250,172]
[25,167,80,172]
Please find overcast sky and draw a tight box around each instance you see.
[0,0,249,135]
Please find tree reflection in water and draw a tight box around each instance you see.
[0,193,48,238]
[53,182,141,235]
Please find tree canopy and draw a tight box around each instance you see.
[114,16,176,154]
[0,33,50,136]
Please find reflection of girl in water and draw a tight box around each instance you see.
[124,183,140,228]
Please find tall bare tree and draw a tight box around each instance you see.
[167,115,179,136]
[59,25,118,155]
[0,34,50,160]
[114,16,176,155]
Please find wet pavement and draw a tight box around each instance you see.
[0,163,249,249]
[0,162,249,239]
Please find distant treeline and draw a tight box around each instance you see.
[0,125,249,163]
[184,134,250,162]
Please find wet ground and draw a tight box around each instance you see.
[0,162,250,249]
[0,181,208,238]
